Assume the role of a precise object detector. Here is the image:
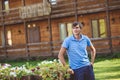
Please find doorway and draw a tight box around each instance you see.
[28,26,40,43]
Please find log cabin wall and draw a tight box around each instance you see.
[9,0,22,8]
[6,24,26,45]
[0,26,2,46]
[0,0,120,60]
[110,10,120,52]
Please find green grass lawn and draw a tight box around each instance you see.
[1,57,120,80]
[94,58,120,80]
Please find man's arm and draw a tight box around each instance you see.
[58,47,74,74]
[89,44,96,65]
[58,47,67,66]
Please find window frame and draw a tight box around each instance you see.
[59,22,73,41]
[4,0,9,13]
[91,18,107,38]
[49,0,57,5]
[6,30,12,46]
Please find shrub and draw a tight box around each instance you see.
[0,59,70,80]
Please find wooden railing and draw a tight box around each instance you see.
[0,0,120,25]
[0,36,120,60]
[91,36,120,54]
[0,0,51,25]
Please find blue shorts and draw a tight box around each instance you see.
[70,65,95,80]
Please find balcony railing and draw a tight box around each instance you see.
[0,0,120,25]
[0,36,120,60]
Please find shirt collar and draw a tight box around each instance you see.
[71,34,84,41]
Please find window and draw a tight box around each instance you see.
[91,19,107,38]
[1,30,12,46]
[4,0,9,13]
[59,23,72,41]
[67,23,73,36]
[7,30,12,46]
[49,0,57,5]
[1,31,5,47]
[27,26,40,43]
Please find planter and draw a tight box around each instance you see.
[2,75,70,80]
[30,75,42,80]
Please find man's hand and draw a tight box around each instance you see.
[67,68,74,74]
[91,62,94,66]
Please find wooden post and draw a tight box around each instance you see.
[74,0,78,21]
[22,0,30,60]
[21,0,25,6]
[2,20,8,58]
[24,20,30,60]
[105,0,113,53]
[1,1,8,59]
[48,15,53,57]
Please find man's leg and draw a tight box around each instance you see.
[70,74,74,80]
[73,67,86,80]
[84,65,95,80]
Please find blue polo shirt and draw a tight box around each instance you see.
[62,34,92,69]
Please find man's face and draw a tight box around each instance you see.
[72,24,81,35]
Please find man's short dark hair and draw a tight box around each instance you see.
[72,21,83,29]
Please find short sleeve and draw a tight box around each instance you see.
[62,38,69,49]
[86,36,92,46]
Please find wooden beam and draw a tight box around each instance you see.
[74,0,78,21]
[48,14,54,56]
[105,0,113,54]
[23,20,30,60]
[21,0,25,6]
[1,0,8,59]
[0,1,120,26]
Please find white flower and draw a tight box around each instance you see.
[37,63,41,66]
[10,72,17,77]
[11,67,16,71]
[58,59,62,64]
[2,63,11,68]
[0,63,11,69]
[25,69,32,74]
[53,59,57,62]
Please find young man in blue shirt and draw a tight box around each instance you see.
[58,21,96,80]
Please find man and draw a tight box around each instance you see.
[58,21,96,80]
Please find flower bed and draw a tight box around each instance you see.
[0,59,70,80]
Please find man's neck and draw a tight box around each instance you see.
[74,34,81,40]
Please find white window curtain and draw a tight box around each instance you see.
[59,23,67,41]
[49,0,57,5]
[92,20,99,38]
[4,0,9,13]
[7,30,12,46]
[67,23,72,36]
[1,31,5,47]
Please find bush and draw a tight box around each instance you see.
[0,59,70,80]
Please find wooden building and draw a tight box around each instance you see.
[0,0,120,60]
